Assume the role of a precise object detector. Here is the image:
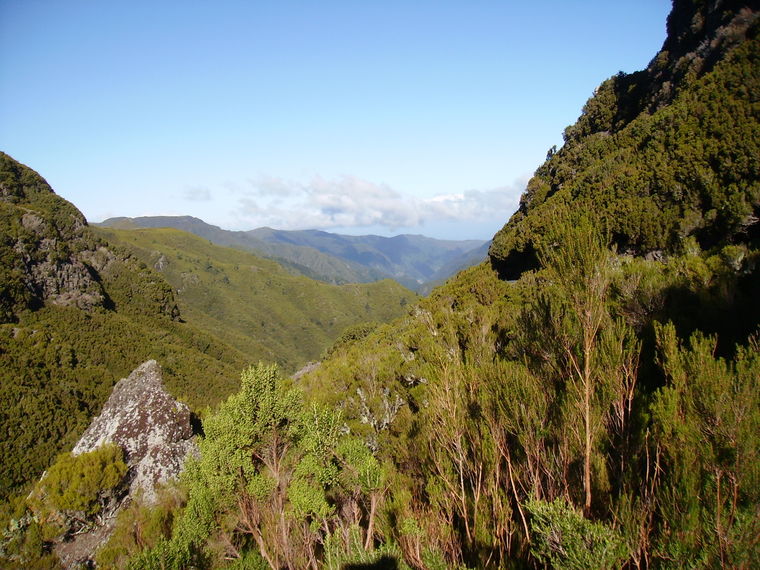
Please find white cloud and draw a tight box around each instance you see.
[246,175,300,197]
[231,174,524,233]
[182,186,212,201]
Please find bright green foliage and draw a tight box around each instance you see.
[532,213,640,513]
[337,437,385,496]
[651,323,760,567]
[136,363,390,568]
[31,444,126,520]
[298,216,758,568]
[526,498,627,569]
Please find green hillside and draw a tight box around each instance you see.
[0,152,247,501]
[82,2,759,568]
[95,226,418,373]
[489,0,759,279]
[3,1,759,568]
[0,153,415,509]
[100,216,487,291]
[99,216,393,285]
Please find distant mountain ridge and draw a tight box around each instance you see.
[99,216,488,291]
[95,225,418,373]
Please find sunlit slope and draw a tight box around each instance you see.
[95,226,419,373]
[0,152,246,498]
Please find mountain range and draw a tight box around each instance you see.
[99,215,488,291]
[1,0,758,567]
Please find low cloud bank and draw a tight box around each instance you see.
[222,174,523,232]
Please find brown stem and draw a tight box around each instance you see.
[364,492,378,550]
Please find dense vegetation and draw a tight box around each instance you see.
[0,154,413,516]
[489,0,759,279]
[2,0,759,567]
[79,2,760,567]
[0,152,249,501]
[96,227,417,373]
[89,213,758,568]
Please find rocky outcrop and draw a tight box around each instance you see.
[73,360,197,505]
[53,360,197,568]
[0,151,181,323]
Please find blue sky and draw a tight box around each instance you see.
[0,1,671,240]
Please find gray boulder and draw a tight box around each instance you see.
[72,359,197,505]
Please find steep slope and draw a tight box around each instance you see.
[95,226,418,372]
[6,1,759,567]
[0,153,247,499]
[287,1,759,567]
[489,1,759,279]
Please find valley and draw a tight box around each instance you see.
[100,216,488,292]
[1,0,758,567]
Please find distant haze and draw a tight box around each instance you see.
[99,215,490,291]
[0,1,670,240]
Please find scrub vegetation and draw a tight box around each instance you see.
[1,0,759,567]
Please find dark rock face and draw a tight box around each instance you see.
[72,360,196,505]
[0,152,181,322]
[0,153,106,317]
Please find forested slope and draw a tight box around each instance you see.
[3,0,759,567]
[89,1,760,567]
[0,152,247,501]
[489,0,759,278]
[96,226,417,373]
[0,154,414,509]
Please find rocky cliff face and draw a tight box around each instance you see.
[0,151,180,323]
[72,360,197,505]
[0,152,104,318]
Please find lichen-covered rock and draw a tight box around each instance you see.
[48,361,197,567]
[72,360,197,505]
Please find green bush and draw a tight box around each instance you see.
[526,498,628,569]
[31,443,127,519]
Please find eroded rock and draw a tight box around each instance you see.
[54,360,197,567]
[73,359,197,505]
